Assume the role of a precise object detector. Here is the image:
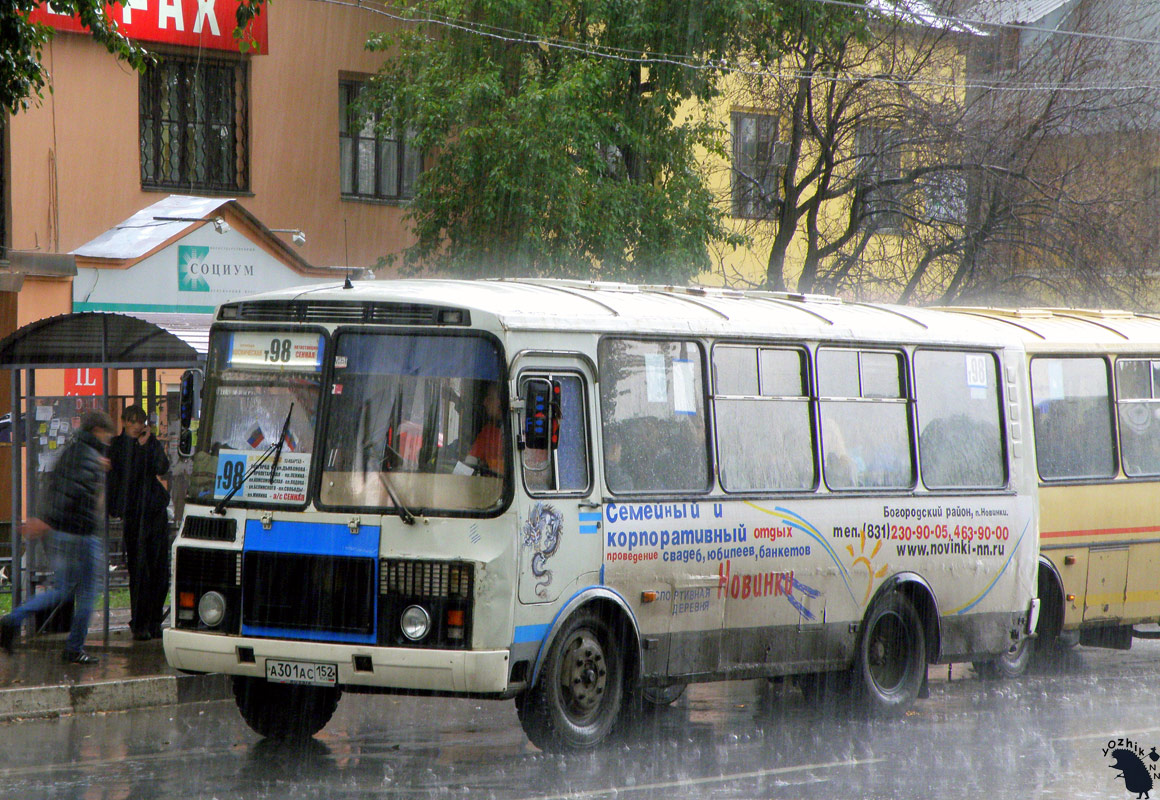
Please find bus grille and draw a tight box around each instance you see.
[378,560,473,649]
[174,547,241,632]
[242,552,375,636]
[222,300,469,326]
[181,516,237,542]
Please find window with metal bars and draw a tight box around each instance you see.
[339,80,421,201]
[139,53,249,192]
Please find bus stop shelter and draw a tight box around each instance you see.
[0,312,203,639]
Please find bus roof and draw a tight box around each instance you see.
[936,307,1160,349]
[221,279,1019,347]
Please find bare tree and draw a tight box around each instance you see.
[710,0,1160,307]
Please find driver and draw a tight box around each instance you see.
[467,382,505,476]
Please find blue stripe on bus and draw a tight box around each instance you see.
[243,520,381,558]
[578,512,602,521]
[241,624,377,645]
[579,525,599,534]
[514,624,550,644]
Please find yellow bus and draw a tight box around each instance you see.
[165,280,1040,750]
[944,308,1160,673]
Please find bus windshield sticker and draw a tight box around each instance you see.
[214,448,310,504]
[228,332,324,372]
[645,353,667,402]
[965,353,989,399]
[673,358,697,415]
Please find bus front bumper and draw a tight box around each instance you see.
[163,629,512,695]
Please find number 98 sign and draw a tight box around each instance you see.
[214,453,248,498]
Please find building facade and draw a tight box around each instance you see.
[5,0,413,339]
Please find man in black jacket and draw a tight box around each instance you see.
[108,405,171,641]
[0,410,115,664]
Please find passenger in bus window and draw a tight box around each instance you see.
[822,418,860,488]
[467,382,505,476]
[605,437,634,492]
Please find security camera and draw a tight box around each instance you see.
[292,230,306,247]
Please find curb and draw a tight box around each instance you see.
[0,672,232,723]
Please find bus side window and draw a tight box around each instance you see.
[1116,358,1160,477]
[521,374,590,493]
[914,350,1005,489]
[1030,357,1115,480]
[818,348,913,490]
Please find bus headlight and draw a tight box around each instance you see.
[400,605,431,641]
[198,591,226,628]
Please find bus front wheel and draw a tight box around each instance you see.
[517,609,627,751]
[855,593,926,715]
[233,676,341,740]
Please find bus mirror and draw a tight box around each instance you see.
[178,369,203,458]
[524,379,561,451]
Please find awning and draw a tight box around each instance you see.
[0,312,202,369]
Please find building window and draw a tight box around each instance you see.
[340,81,421,201]
[924,171,968,224]
[855,125,905,233]
[731,112,786,220]
[139,54,249,192]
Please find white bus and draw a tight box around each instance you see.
[164,279,1040,751]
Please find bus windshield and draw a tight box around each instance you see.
[319,331,507,514]
[188,330,326,506]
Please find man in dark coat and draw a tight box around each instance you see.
[0,410,115,664]
[108,405,171,641]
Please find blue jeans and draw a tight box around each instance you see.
[9,531,104,653]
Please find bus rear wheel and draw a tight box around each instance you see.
[233,676,341,740]
[855,593,926,715]
[642,683,687,707]
[517,609,627,751]
[975,634,1034,679]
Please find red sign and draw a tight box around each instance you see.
[30,0,269,55]
[64,368,105,397]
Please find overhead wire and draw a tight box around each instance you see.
[310,0,1160,94]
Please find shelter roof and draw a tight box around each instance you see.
[0,312,201,369]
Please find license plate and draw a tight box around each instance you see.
[265,659,338,686]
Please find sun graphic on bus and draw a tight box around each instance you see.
[847,530,889,605]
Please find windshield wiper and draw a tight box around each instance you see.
[379,439,416,526]
[380,470,416,526]
[268,403,294,486]
[213,403,295,516]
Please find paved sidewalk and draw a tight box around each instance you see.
[0,608,230,723]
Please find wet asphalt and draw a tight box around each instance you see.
[4,639,1160,799]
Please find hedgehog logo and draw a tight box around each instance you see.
[1110,748,1154,799]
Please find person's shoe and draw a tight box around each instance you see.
[0,615,17,654]
[131,630,152,641]
[150,627,163,640]
[62,650,99,665]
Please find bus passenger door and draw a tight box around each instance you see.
[514,363,601,607]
